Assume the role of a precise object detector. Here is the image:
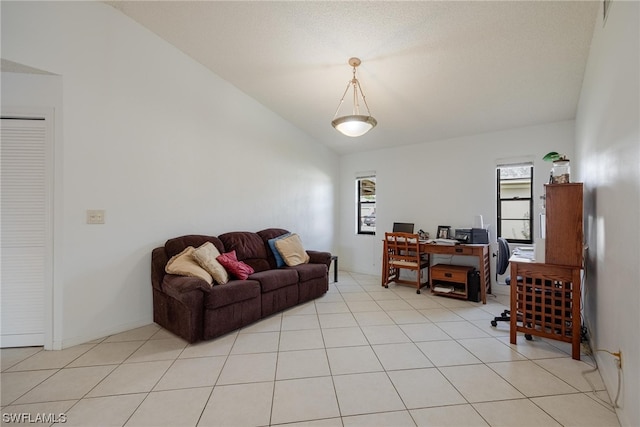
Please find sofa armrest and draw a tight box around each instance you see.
[151,247,169,291]
[161,274,212,298]
[306,250,332,268]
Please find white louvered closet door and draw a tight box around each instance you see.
[1,118,49,347]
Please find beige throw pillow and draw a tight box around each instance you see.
[193,242,229,285]
[165,246,213,285]
[274,233,310,266]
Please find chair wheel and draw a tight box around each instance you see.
[384,285,388,288]
[525,334,533,341]
[416,289,421,294]
[491,320,497,327]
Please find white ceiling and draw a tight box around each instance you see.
[106,1,599,155]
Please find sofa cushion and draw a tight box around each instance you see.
[165,235,225,258]
[250,269,299,293]
[267,233,291,268]
[257,228,291,241]
[217,250,255,280]
[218,232,271,272]
[165,246,213,285]
[204,280,261,309]
[288,263,327,282]
[275,233,310,266]
[193,242,229,285]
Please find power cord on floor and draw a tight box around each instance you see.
[577,256,621,408]
[580,345,622,409]
[579,281,622,410]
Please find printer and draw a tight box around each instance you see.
[454,228,489,244]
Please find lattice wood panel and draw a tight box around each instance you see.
[510,262,582,360]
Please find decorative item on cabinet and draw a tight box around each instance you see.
[543,151,571,184]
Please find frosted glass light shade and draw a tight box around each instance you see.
[332,115,377,137]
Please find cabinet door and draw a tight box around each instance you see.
[545,184,583,267]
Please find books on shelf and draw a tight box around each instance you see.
[433,285,455,293]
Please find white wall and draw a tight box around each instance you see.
[1,2,339,348]
[339,121,574,280]
[575,2,639,425]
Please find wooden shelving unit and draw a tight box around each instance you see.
[510,183,584,360]
[430,264,475,300]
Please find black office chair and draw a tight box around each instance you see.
[491,237,511,327]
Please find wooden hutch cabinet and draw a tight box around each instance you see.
[510,183,584,360]
[545,183,584,267]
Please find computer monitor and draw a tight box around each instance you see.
[392,222,414,233]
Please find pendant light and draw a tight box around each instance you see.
[331,57,377,137]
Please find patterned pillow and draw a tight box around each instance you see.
[274,233,310,267]
[165,246,213,285]
[192,242,229,285]
[216,250,255,280]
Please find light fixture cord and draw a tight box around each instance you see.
[332,64,374,119]
[355,78,373,117]
[332,82,351,119]
[351,66,360,116]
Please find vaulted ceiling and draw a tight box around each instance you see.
[106,1,599,155]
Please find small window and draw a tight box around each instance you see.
[357,176,376,235]
[497,165,533,244]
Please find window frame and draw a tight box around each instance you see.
[497,165,534,244]
[356,176,376,235]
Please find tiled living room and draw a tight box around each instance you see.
[2,271,620,426]
[1,1,638,425]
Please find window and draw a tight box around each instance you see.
[497,164,533,244]
[357,176,376,235]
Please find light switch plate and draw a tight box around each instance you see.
[87,209,105,224]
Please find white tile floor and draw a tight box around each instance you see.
[1,272,621,426]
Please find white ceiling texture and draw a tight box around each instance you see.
[106,1,599,155]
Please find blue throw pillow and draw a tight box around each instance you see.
[268,233,291,268]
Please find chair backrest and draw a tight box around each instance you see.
[496,237,510,276]
[385,232,421,263]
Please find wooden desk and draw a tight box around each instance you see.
[381,240,491,304]
[421,243,491,304]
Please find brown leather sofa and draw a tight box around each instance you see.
[151,228,331,343]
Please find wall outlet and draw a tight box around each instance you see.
[87,209,105,224]
[614,350,622,369]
